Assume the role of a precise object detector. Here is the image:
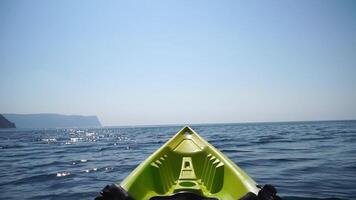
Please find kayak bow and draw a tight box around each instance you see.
[97,126,271,200]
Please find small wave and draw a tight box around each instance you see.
[208,138,233,143]
[269,157,318,162]
[56,171,70,177]
[0,144,25,149]
[99,145,118,152]
[41,138,57,143]
[104,167,114,171]
[6,173,54,185]
[116,136,131,141]
[71,159,88,165]
[29,160,67,168]
[70,137,83,142]
[83,168,98,173]
[222,149,253,153]
[86,132,96,137]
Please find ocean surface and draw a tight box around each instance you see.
[0,121,355,200]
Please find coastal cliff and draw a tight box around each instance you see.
[0,114,16,128]
[3,113,101,128]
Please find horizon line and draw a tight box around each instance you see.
[103,119,356,128]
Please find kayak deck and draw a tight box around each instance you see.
[120,126,259,200]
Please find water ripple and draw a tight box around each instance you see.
[0,121,355,199]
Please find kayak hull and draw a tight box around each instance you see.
[120,126,259,200]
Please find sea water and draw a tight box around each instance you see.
[0,121,355,200]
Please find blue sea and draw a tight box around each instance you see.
[0,121,355,200]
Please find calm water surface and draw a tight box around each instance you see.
[0,121,355,200]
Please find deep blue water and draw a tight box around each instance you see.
[0,121,355,200]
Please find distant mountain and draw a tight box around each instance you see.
[0,114,16,128]
[2,113,101,128]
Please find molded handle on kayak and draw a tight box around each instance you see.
[150,192,218,200]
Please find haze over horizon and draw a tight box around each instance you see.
[1,0,356,126]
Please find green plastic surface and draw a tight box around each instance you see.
[119,126,259,200]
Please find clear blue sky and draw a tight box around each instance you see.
[1,0,356,126]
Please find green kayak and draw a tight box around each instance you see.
[96,126,281,200]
